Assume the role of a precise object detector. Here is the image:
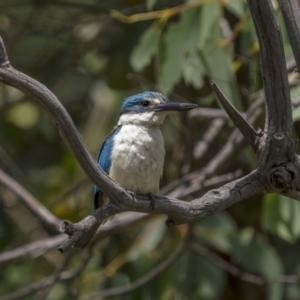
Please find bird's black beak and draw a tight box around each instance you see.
[152,101,197,112]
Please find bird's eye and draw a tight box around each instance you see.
[140,100,150,107]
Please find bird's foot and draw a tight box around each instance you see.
[147,193,156,211]
[126,190,137,200]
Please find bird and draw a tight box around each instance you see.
[74,91,197,248]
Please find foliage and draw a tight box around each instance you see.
[1,0,300,299]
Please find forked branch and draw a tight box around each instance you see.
[1,0,300,252]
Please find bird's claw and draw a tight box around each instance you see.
[126,191,156,210]
[147,193,155,211]
[126,190,137,200]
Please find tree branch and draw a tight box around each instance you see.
[212,81,258,151]
[36,252,75,300]
[0,248,93,300]
[59,170,264,251]
[0,169,61,230]
[0,212,150,263]
[0,35,266,251]
[0,235,65,264]
[193,118,226,160]
[79,228,190,300]
[279,0,300,73]
[0,37,131,208]
[190,242,300,285]
[1,0,300,252]
[246,0,300,193]
[247,0,293,136]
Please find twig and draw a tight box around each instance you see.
[162,94,265,198]
[0,37,129,208]
[0,235,65,264]
[212,81,258,150]
[0,212,149,263]
[0,169,60,230]
[36,252,74,300]
[190,242,300,284]
[188,107,229,120]
[193,118,226,160]
[163,170,243,199]
[79,227,191,300]
[0,248,93,300]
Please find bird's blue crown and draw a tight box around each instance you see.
[120,91,165,114]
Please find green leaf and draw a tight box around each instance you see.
[225,2,246,18]
[194,212,237,253]
[127,217,166,260]
[291,84,300,121]
[130,23,160,72]
[278,13,293,61]
[230,229,284,300]
[197,3,220,50]
[159,8,202,90]
[262,194,300,243]
[6,102,39,129]
[181,50,204,88]
[159,4,220,91]
[171,251,226,299]
[199,22,241,109]
[48,283,66,300]
[146,0,157,10]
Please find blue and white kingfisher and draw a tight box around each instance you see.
[76,91,197,248]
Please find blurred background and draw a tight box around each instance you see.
[1,0,300,299]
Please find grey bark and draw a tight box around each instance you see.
[0,0,300,252]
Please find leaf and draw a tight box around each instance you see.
[291,84,300,121]
[262,194,300,243]
[197,3,220,50]
[171,251,226,299]
[230,229,284,300]
[181,50,204,88]
[127,216,166,260]
[146,0,157,10]
[6,102,39,129]
[225,1,246,18]
[277,13,293,61]
[159,3,222,91]
[199,22,241,109]
[159,8,202,91]
[194,212,237,253]
[130,22,160,72]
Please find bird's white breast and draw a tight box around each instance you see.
[109,124,165,195]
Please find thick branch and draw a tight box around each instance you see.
[59,170,265,250]
[279,0,300,73]
[0,35,267,252]
[247,0,293,135]
[0,37,131,207]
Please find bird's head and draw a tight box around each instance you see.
[118,91,197,126]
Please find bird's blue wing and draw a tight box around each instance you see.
[94,125,122,209]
